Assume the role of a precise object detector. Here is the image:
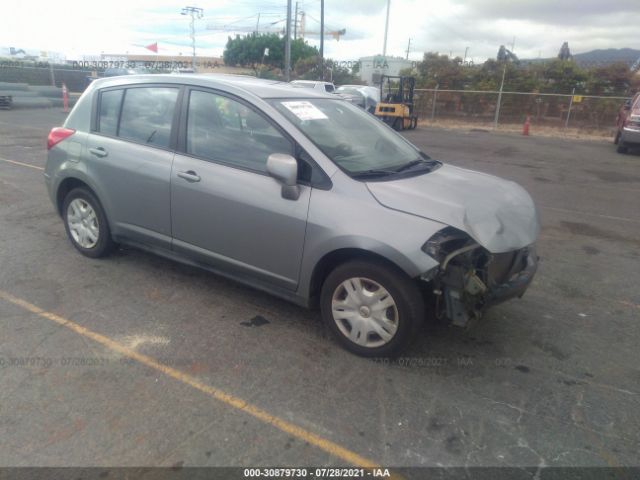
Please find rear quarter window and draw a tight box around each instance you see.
[98,89,123,136]
[117,87,179,148]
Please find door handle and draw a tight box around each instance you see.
[89,147,108,158]
[177,170,201,182]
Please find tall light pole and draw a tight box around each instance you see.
[382,0,391,57]
[285,0,292,81]
[181,6,204,71]
[319,0,324,80]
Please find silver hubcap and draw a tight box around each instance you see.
[331,277,399,348]
[67,199,99,249]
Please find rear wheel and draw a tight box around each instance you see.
[63,187,115,258]
[392,117,403,131]
[320,260,424,357]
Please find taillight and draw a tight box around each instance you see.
[47,127,75,150]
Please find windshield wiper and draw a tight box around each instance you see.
[392,158,439,173]
[351,169,396,179]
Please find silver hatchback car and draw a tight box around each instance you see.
[45,74,539,356]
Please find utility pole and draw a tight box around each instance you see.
[494,39,515,128]
[255,13,260,34]
[285,0,292,81]
[294,2,298,40]
[463,46,469,64]
[382,0,391,57]
[181,6,204,71]
[319,0,324,80]
[405,38,411,60]
[565,87,576,128]
[494,62,507,128]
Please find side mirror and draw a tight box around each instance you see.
[623,99,632,110]
[267,153,300,200]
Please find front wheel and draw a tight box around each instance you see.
[63,187,115,258]
[320,260,425,357]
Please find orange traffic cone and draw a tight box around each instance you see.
[62,83,69,113]
[522,115,530,136]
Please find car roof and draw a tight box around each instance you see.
[291,80,332,85]
[89,74,332,99]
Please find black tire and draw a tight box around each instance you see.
[392,117,403,131]
[320,259,425,357]
[62,187,115,258]
[616,142,628,154]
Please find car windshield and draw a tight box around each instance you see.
[271,98,435,176]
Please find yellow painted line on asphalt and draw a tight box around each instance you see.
[0,289,380,469]
[0,157,44,171]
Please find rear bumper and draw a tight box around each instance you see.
[621,126,640,144]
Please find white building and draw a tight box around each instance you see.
[358,55,415,85]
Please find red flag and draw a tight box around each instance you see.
[145,43,158,53]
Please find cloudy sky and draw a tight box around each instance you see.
[2,0,639,62]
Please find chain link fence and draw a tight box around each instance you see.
[0,65,92,93]
[413,88,629,131]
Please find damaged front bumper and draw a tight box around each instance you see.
[422,234,538,327]
[484,248,537,308]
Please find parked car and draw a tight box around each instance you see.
[45,74,539,356]
[290,81,364,108]
[336,85,380,112]
[290,80,336,93]
[614,93,640,153]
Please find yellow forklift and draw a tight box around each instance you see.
[374,75,418,130]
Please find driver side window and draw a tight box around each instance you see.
[186,90,292,173]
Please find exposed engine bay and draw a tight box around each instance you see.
[421,227,538,327]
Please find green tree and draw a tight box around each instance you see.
[324,59,362,85]
[293,55,321,79]
[539,58,588,93]
[292,57,362,84]
[586,62,632,95]
[223,33,317,75]
[415,52,466,89]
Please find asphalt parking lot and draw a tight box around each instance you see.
[0,109,639,472]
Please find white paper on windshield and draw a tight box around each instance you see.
[282,101,328,121]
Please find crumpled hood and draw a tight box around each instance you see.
[366,164,539,253]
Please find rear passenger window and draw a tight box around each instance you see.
[98,89,123,136]
[186,90,292,172]
[118,87,178,148]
